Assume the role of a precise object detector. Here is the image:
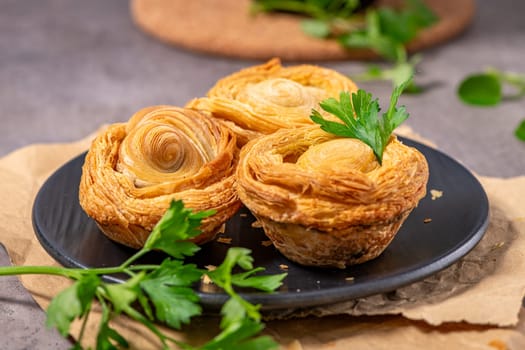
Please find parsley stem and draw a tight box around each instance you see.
[0,265,83,279]
[123,306,186,349]
[76,299,92,346]
[0,264,159,279]
[486,67,525,99]
[120,248,150,269]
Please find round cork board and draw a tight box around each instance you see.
[130,0,475,61]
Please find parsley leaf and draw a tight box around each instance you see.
[46,274,99,336]
[203,247,286,350]
[207,247,286,322]
[376,0,437,44]
[208,248,286,296]
[301,18,332,38]
[339,0,437,60]
[200,318,276,350]
[457,73,502,106]
[515,119,525,142]
[355,55,424,93]
[458,68,525,106]
[251,0,362,20]
[231,267,287,293]
[96,302,129,350]
[339,9,402,61]
[311,81,410,164]
[140,260,203,329]
[253,0,436,93]
[144,200,215,259]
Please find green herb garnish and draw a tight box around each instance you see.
[251,0,363,21]
[355,54,423,94]
[458,68,525,106]
[457,68,525,141]
[0,200,286,350]
[310,80,410,164]
[338,0,437,59]
[515,119,525,142]
[342,0,435,91]
[252,0,436,91]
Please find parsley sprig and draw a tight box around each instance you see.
[251,0,365,22]
[340,0,436,92]
[0,200,286,350]
[310,81,410,164]
[252,0,436,91]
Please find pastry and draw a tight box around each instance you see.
[236,126,429,268]
[79,105,240,249]
[187,58,358,145]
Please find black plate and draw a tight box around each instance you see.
[32,138,489,311]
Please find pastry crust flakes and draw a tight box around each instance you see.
[187,58,358,145]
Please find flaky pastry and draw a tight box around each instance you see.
[236,126,429,268]
[187,58,358,145]
[79,105,240,248]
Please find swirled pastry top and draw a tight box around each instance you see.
[79,105,240,248]
[236,126,429,231]
[187,58,358,144]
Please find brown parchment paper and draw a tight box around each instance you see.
[1,127,525,349]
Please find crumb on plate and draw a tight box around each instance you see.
[216,237,232,244]
[261,240,273,247]
[430,189,443,200]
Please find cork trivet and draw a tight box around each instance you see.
[130,0,475,61]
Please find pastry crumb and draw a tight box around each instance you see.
[279,264,289,270]
[261,240,273,247]
[216,237,232,244]
[216,223,226,234]
[240,213,248,217]
[488,339,507,350]
[423,218,432,223]
[430,189,443,200]
[345,276,355,282]
[491,241,505,250]
[286,340,304,350]
[251,220,262,228]
[202,265,216,284]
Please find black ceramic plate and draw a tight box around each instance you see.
[32,138,489,311]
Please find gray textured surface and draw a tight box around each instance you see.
[0,0,524,348]
[0,244,71,350]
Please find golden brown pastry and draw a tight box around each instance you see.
[236,126,429,268]
[79,105,240,249]
[187,58,358,145]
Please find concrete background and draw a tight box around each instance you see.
[1,0,524,349]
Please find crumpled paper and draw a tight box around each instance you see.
[1,127,525,349]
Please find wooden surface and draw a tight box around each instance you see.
[130,0,475,61]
